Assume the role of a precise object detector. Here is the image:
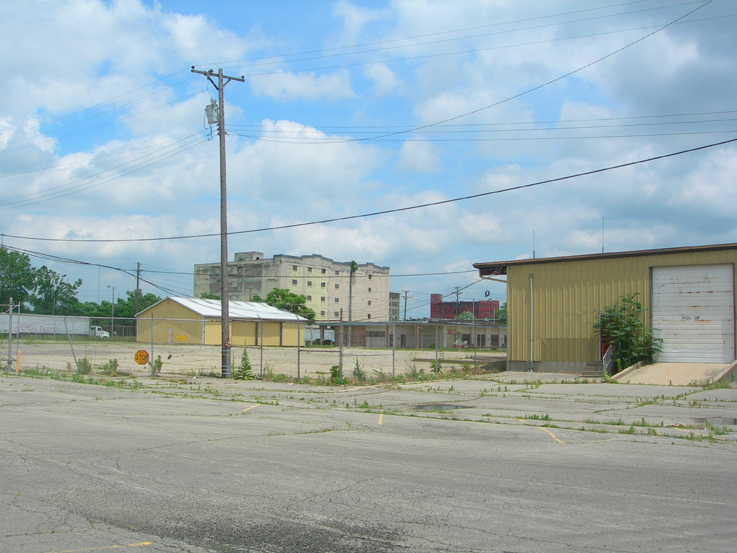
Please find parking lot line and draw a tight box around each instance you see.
[517,418,564,444]
[45,542,152,553]
[378,411,383,425]
[242,404,259,413]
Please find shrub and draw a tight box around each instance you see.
[99,359,119,376]
[152,355,163,376]
[234,347,254,380]
[76,357,92,375]
[594,293,663,371]
[352,359,366,382]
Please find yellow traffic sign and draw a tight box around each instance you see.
[134,350,150,365]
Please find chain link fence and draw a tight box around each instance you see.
[2,311,507,379]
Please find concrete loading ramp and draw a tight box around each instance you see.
[612,361,737,386]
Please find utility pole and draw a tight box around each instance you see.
[402,290,410,320]
[191,67,245,378]
[135,262,140,315]
[455,286,461,318]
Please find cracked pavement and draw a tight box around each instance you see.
[1,372,736,552]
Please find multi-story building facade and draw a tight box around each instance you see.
[389,292,401,321]
[430,293,499,320]
[194,252,390,322]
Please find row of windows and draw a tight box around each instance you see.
[290,279,372,293]
[291,265,374,280]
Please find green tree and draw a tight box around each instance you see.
[456,310,473,320]
[593,293,662,371]
[494,302,507,325]
[113,290,162,322]
[28,266,82,315]
[0,247,35,307]
[253,288,316,323]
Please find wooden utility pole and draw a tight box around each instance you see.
[135,262,140,315]
[402,290,410,320]
[191,67,244,378]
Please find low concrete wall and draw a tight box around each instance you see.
[508,361,587,374]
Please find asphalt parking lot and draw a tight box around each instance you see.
[2,372,736,552]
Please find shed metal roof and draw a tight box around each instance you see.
[139,297,307,322]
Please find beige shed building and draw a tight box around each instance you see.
[474,243,737,373]
[136,297,307,347]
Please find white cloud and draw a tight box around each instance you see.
[364,63,403,96]
[396,140,440,173]
[248,70,355,101]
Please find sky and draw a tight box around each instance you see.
[1,0,736,319]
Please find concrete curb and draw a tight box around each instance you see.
[716,360,737,383]
[611,360,645,381]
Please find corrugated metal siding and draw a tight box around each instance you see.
[508,249,737,363]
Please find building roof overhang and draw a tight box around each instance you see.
[474,242,737,277]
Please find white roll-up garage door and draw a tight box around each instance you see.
[652,264,735,363]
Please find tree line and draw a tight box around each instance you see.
[0,247,160,323]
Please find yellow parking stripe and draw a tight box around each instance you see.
[45,542,152,553]
[242,404,259,413]
[517,418,563,444]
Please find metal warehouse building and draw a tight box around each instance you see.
[474,243,737,373]
[136,297,307,346]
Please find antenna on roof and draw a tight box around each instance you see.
[602,216,605,253]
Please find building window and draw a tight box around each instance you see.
[335,284,339,289]
[307,281,312,286]
[321,297,325,302]
[321,311,325,316]
[293,265,297,271]
[321,269,326,274]
[321,282,326,288]
[307,267,312,272]
[335,270,340,275]
[368,274,372,280]
[368,287,372,292]
[292,279,297,285]
[368,300,372,306]
[335,298,339,303]
[367,314,371,319]
[307,295,312,301]
[334,311,339,317]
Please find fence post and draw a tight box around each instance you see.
[297,321,301,380]
[64,317,79,373]
[473,319,477,375]
[339,309,343,380]
[7,298,13,373]
[434,323,438,372]
[259,317,264,378]
[150,313,154,376]
[392,319,396,378]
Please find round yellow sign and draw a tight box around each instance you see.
[134,350,150,365]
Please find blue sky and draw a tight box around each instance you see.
[1,0,736,318]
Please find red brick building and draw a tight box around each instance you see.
[430,294,499,320]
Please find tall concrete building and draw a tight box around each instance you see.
[194,252,390,322]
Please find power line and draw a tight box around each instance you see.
[4,134,735,243]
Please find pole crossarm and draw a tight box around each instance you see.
[191,67,245,87]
